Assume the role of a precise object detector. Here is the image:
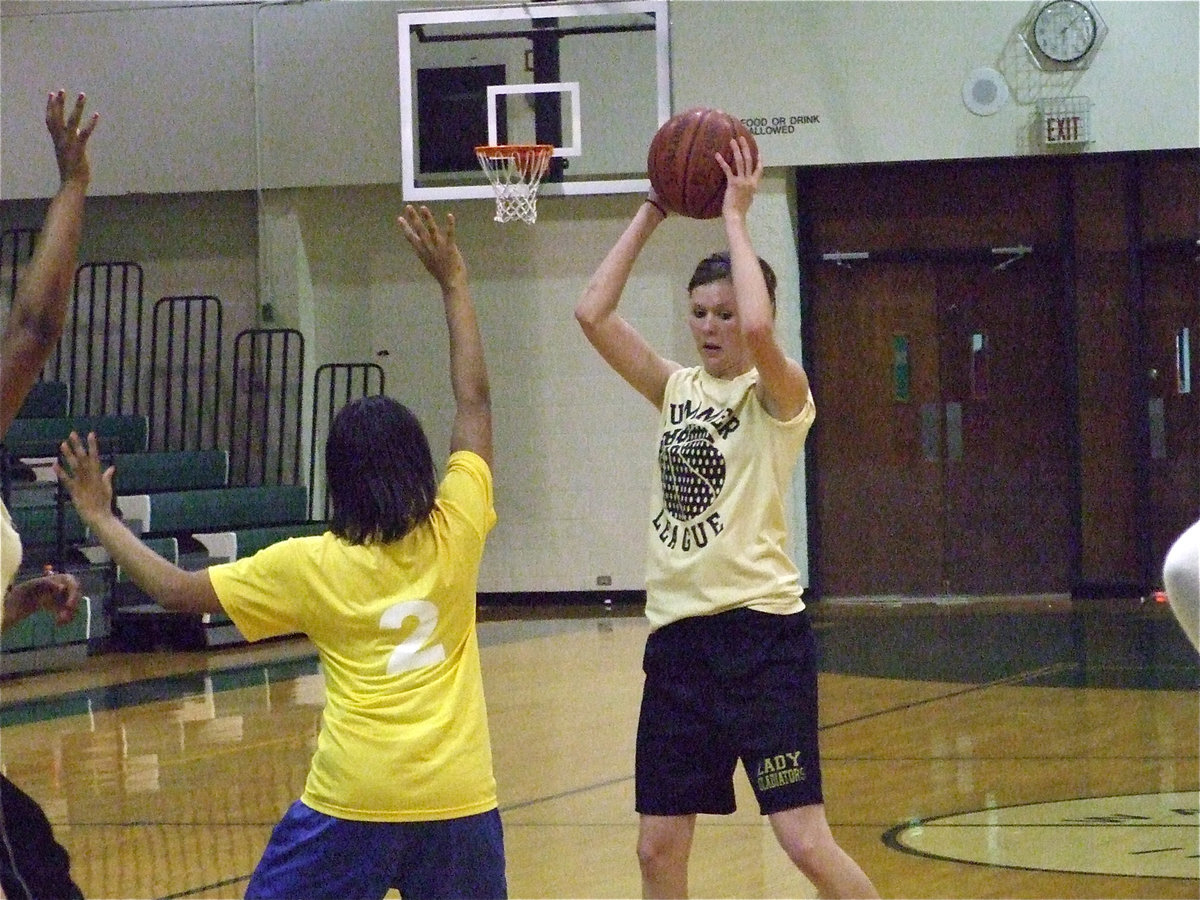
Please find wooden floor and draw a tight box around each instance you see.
[0,596,1196,899]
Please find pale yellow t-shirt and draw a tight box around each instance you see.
[208,450,497,822]
[645,367,815,630]
[1,499,22,597]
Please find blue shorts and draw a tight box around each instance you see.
[244,802,507,900]
[635,608,824,817]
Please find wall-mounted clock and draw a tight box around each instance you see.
[1024,0,1107,70]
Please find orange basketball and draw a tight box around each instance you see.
[646,107,758,219]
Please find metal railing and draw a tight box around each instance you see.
[308,362,385,520]
[229,327,305,488]
[147,295,222,452]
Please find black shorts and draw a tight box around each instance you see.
[0,774,84,900]
[635,607,823,817]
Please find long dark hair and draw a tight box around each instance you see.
[687,250,777,312]
[325,395,436,545]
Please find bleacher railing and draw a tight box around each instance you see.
[229,327,305,488]
[58,262,145,417]
[148,295,222,452]
[308,362,384,520]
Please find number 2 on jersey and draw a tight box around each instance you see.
[380,599,446,674]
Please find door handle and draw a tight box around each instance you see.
[920,402,963,461]
[1148,398,1167,460]
[920,403,941,461]
[945,402,963,462]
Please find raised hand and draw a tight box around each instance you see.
[397,205,467,292]
[46,90,98,186]
[54,431,116,528]
[716,135,762,221]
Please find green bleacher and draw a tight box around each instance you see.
[14,381,69,419]
[5,504,87,547]
[134,484,309,535]
[220,521,328,559]
[105,484,318,650]
[3,438,318,654]
[5,413,149,457]
[0,596,93,676]
[108,449,229,493]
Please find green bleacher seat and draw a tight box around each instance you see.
[111,450,229,493]
[1,614,36,652]
[0,598,92,650]
[0,597,93,675]
[28,598,90,645]
[6,504,87,547]
[5,414,148,458]
[229,522,328,558]
[191,521,327,564]
[15,381,69,419]
[108,489,314,652]
[139,484,309,535]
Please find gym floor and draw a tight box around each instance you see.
[0,595,1196,898]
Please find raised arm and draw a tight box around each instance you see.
[0,91,98,439]
[575,199,679,409]
[56,431,223,615]
[397,206,492,467]
[716,137,810,421]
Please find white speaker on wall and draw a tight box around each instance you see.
[962,67,1010,116]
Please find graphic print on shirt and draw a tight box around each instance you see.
[380,599,446,674]
[652,399,739,553]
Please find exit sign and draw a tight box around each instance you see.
[1038,97,1093,145]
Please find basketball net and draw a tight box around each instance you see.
[475,144,553,224]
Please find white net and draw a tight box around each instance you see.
[475,145,553,224]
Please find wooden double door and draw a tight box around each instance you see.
[1143,242,1200,573]
[810,252,1073,597]
[802,151,1199,599]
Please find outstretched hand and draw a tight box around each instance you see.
[3,572,82,628]
[54,431,116,528]
[397,205,467,292]
[716,135,761,221]
[46,90,98,186]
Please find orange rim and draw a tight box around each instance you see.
[475,144,554,158]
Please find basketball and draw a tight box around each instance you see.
[646,107,758,219]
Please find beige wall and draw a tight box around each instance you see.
[672,1,1199,163]
[2,0,1194,595]
[0,176,800,594]
[260,177,803,593]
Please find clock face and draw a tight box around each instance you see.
[1033,0,1098,62]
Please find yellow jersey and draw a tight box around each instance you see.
[208,450,497,822]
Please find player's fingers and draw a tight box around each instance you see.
[61,431,81,463]
[78,111,99,142]
[730,137,744,164]
[45,90,64,130]
[405,204,434,242]
[65,93,86,133]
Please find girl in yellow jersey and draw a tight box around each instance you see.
[576,137,877,899]
[58,206,505,899]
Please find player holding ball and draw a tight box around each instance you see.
[575,112,878,899]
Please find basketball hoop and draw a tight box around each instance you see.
[475,144,553,224]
